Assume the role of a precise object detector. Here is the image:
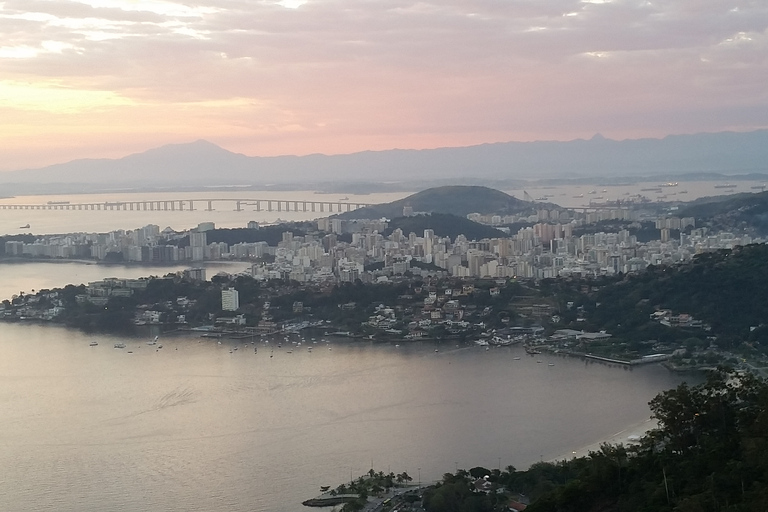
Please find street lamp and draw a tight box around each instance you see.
[418,467,421,489]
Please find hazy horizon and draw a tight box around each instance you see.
[2,1,767,173]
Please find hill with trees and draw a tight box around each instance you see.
[539,244,768,359]
[422,369,768,512]
[336,186,542,220]
[678,191,768,235]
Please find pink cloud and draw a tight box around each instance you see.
[0,0,767,170]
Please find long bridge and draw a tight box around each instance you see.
[0,198,372,213]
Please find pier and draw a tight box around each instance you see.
[0,198,371,213]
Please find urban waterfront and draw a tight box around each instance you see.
[0,186,719,511]
[0,321,690,512]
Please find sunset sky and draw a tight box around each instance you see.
[1,0,767,172]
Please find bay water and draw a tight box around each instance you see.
[0,188,707,511]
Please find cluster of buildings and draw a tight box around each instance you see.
[3,208,765,283]
[255,214,763,282]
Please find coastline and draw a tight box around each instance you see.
[547,418,658,462]
[0,256,251,267]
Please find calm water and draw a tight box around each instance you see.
[0,193,703,511]
[0,323,687,512]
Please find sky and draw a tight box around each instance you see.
[0,0,767,172]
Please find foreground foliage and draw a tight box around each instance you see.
[424,370,768,512]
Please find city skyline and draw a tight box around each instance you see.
[1,0,767,172]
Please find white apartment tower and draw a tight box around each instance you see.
[190,231,207,261]
[221,287,240,311]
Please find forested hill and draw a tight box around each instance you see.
[421,370,768,512]
[336,186,541,220]
[678,190,768,234]
[384,214,508,240]
[585,243,768,345]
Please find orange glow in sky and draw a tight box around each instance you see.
[1,0,767,171]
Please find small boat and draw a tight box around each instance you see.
[147,336,158,345]
[114,343,126,349]
[19,224,30,229]
[548,363,555,366]
[513,357,521,360]
[89,341,98,346]
[157,344,163,349]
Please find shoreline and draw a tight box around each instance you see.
[547,417,658,463]
[0,257,251,267]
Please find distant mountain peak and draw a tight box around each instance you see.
[590,133,606,141]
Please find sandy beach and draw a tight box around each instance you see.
[548,418,658,462]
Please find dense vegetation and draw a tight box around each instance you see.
[577,244,768,350]
[336,186,539,220]
[679,191,768,235]
[422,369,768,512]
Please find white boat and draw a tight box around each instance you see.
[489,335,514,346]
[114,343,126,349]
[147,335,158,346]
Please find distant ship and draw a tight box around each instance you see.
[19,224,30,229]
[714,184,736,189]
[46,200,70,205]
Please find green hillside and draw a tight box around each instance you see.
[679,191,768,234]
[583,244,768,347]
[337,185,541,220]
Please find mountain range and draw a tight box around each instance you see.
[3,130,768,193]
